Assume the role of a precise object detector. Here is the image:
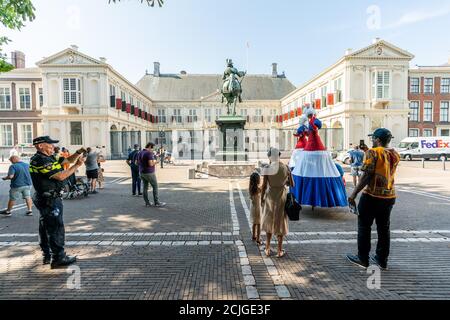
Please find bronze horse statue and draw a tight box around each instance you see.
[221,59,246,116]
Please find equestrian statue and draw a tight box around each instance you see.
[221,59,246,116]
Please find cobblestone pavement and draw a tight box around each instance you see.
[0,161,450,300]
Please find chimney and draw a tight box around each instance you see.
[99,57,107,63]
[345,48,353,55]
[154,62,160,77]
[272,63,278,77]
[70,45,79,51]
[11,51,25,68]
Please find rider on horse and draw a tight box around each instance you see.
[221,59,246,115]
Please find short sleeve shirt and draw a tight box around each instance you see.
[29,152,65,194]
[8,162,32,188]
[138,149,156,174]
[361,147,400,199]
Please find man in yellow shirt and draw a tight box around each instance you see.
[347,128,400,270]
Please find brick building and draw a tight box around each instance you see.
[408,59,450,137]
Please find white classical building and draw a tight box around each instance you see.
[1,39,422,159]
[280,39,414,150]
[36,45,154,158]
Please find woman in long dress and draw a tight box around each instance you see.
[261,147,294,258]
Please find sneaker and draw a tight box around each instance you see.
[346,254,369,269]
[26,211,33,216]
[154,202,166,207]
[91,190,98,194]
[145,202,153,207]
[138,193,143,196]
[0,210,12,217]
[370,254,388,270]
[51,255,77,269]
[43,255,51,265]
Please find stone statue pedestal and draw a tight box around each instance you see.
[215,116,247,162]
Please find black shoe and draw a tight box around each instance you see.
[346,254,369,269]
[43,255,51,265]
[0,210,12,217]
[51,255,77,269]
[91,190,98,194]
[26,211,33,216]
[370,255,388,270]
[138,193,143,196]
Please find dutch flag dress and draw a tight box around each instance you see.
[291,117,348,208]
[288,126,307,170]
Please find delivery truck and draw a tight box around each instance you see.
[396,136,450,161]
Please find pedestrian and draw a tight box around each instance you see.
[138,142,166,207]
[97,151,105,190]
[60,148,70,170]
[126,144,142,196]
[249,172,262,245]
[1,155,33,217]
[29,136,86,268]
[261,147,294,258]
[349,145,365,187]
[335,162,346,186]
[85,147,99,194]
[347,128,400,270]
[160,146,165,169]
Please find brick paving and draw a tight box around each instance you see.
[0,161,450,300]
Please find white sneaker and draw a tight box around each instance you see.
[154,202,166,207]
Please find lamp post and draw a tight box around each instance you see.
[158,123,166,168]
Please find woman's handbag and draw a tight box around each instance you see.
[285,192,301,221]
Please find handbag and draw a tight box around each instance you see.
[285,192,301,221]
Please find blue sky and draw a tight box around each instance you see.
[2,0,450,86]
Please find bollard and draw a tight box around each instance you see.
[443,158,446,171]
[422,158,425,169]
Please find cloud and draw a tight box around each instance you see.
[385,5,450,29]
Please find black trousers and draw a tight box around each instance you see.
[357,193,396,264]
[34,196,65,259]
[130,165,141,194]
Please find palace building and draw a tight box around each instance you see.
[1,39,447,159]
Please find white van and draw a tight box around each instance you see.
[397,136,450,161]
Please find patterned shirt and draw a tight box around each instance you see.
[361,147,400,199]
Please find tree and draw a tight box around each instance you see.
[0,0,36,72]
[109,0,164,7]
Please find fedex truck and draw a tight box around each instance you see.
[397,136,450,161]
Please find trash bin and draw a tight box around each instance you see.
[188,168,196,179]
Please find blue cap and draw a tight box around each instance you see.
[369,128,394,140]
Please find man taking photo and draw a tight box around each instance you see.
[29,136,86,269]
[346,128,400,270]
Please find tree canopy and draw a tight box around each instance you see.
[109,0,164,7]
[0,0,36,72]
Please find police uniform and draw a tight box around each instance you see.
[29,136,75,267]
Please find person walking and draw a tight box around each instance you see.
[85,147,99,194]
[347,128,400,270]
[261,147,294,258]
[1,155,33,217]
[126,144,142,196]
[28,136,86,268]
[138,142,165,207]
[97,151,105,190]
[349,145,365,187]
[249,172,262,245]
[160,147,165,169]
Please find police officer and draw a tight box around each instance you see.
[29,136,86,269]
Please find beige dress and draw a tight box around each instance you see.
[250,191,262,225]
[261,162,289,236]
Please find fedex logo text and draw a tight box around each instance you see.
[421,140,450,149]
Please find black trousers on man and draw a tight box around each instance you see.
[34,196,65,260]
[130,164,141,195]
[357,193,396,264]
